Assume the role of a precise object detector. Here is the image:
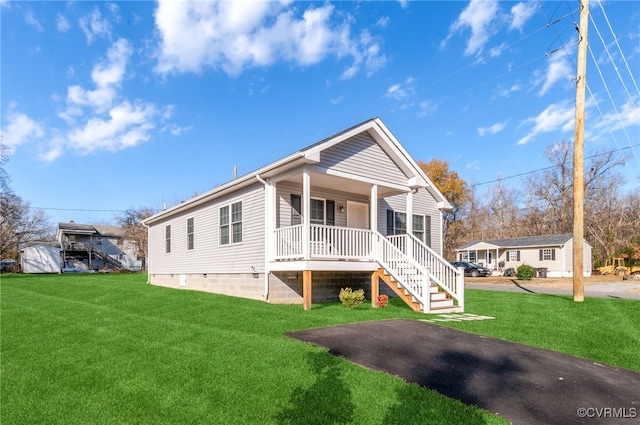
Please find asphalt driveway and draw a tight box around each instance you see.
[287,319,640,425]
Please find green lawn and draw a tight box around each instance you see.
[2,273,638,425]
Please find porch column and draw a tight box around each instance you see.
[303,270,312,310]
[406,191,414,259]
[264,178,275,261]
[371,270,380,308]
[406,191,413,235]
[370,184,378,230]
[302,169,310,260]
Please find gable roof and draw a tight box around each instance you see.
[457,233,575,251]
[144,118,451,225]
[57,222,125,238]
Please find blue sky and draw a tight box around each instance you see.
[2,0,639,226]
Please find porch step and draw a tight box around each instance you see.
[375,268,461,313]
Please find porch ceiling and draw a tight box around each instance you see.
[280,171,405,197]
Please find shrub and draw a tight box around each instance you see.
[376,294,389,308]
[339,287,365,308]
[516,264,535,280]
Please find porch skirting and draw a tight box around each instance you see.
[148,271,392,305]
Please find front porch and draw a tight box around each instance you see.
[267,224,464,313]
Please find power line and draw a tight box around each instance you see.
[469,142,639,188]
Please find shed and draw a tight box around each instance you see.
[21,244,62,274]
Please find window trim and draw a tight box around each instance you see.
[540,248,555,261]
[310,197,326,225]
[507,250,520,261]
[165,225,171,254]
[220,200,243,246]
[187,217,194,250]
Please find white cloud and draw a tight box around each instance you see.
[417,100,437,117]
[589,98,640,141]
[163,124,193,136]
[443,0,500,57]
[56,13,70,32]
[536,53,573,96]
[37,39,173,161]
[517,101,575,145]
[79,8,112,44]
[153,0,385,78]
[385,76,415,100]
[509,2,538,32]
[0,104,44,151]
[25,10,44,32]
[66,101,158,152]
[494,82,522,98]
[59,38,132,121]
[478,121,507,136]
[466,159,481,170]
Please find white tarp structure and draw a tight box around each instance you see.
[21,245,62,274]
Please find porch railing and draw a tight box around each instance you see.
[274,224,371,260]
[272,224,463,311]
[387,233,464,310]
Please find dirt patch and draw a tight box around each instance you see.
[466,275,627,289]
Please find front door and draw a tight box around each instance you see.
[347,201,369,229]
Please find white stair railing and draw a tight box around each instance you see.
[371,231,431,312]
[387,233,463,310]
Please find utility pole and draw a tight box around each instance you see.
[573,0,589,302]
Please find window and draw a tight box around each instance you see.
[165,225,171,253]
[310,199,325,224]
[540,248,555,261]
[220,201,242,245]
[386,209,407,235]
[291,195,335,226]
[412,214,432,246]
[291,195,301,225]
[508,250,520,261]
[412,214,424,241]
[187,217,194,250]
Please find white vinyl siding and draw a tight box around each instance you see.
[147,184,265,274]
[381,190,440,252]
[319,134,408,186]
[276,182,367,229]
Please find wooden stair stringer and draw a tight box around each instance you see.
[374,268,422,312]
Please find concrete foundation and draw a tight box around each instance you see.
[149,271,393,305]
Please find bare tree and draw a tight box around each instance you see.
[525,142,575,234]
[0,192,53,260]
[115,207,155,269]
[484,180,522,239]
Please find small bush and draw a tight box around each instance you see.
[516,264,535,280]
[339,287,365,308]
[376,294,389,308]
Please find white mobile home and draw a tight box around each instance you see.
[456,233,593,277]
[20,244,62,274]
[144,118,463,312]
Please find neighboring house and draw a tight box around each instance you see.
[57,222,142,272]
[455,233,593,277]
[20,243,62,274]
[143,118,464,313]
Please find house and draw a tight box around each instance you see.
[57,222,142,272]
[143,118,464,313]
[455,233,593,277]
[20,243,62,274]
